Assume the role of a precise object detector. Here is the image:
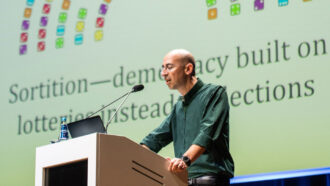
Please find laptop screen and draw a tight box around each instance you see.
[67,115,106,138]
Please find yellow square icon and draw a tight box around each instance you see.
[76,21,85,32]
[24,8,32,18]
[95,30,103,41]
[62,0,71,10]
[104,0,111,3]
[46,0,53,2]
[208,8,217,20]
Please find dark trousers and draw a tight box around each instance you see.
[188,174,230,186]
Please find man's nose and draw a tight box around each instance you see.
[161,69,168,77]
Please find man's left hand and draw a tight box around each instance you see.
[167,158,187,172]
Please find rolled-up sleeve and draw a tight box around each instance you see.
[140,111,174,153]
[193,87,229,150]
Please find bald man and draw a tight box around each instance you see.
[141,49,234,186]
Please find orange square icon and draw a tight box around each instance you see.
[104,0,111,3]
[62,0,71,10]
[303,0,311,2]
[208,8,217,20]
[24,8,32,18]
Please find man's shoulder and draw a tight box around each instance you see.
[201,82,226,93]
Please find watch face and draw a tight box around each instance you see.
[182,156,191,166]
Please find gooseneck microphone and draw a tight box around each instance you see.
[87,85,144,124]
[132,84,144,92]
[104,84,144,132]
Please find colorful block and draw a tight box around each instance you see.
[40,16,48,27]
[95,30,103,41]
[231,3,240,16]
[96,17,104,28]
[99,4,108,15]
[20,32,28,43]
[303,0,311,2]
[57,25,65,36]
[208,8,217,20]
[206,0,216,7]
[38,29,46,39]
[104,0,111,3]
[278,0,288,6]
[62,0,71,10]
[56,38,64,48]
[76,21,85,32]
[58,12,67,23]
[46,0,53,2]
[22,20,30,30]
[24,8,32,18]
[43,4,51,14]
[37,41,45,51]
[19,45,27,55]
[26,0,34,6]
[78,8,87,19]
[254,0,264,11]
[75,34,83,45]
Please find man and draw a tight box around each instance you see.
[141,49,234,186]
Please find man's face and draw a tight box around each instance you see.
[161,54,187,90]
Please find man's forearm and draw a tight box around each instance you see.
[183,144,206,163]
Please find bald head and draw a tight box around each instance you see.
[165,49,196,76]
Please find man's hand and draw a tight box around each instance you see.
[167,158,187,172]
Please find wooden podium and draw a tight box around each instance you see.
[35,133,187,186]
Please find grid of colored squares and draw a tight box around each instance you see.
[56,0,71,49]
[95,0,111,41]
[230,0,240,16]
[74,8,87,45]
[206,0,217,20]
[20,0,35,55]
[37,0,53,52]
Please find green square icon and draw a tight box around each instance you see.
[78,8,87,19]
[56,38,64,48]
[231,3,240,16]
[58,12,67,23]
[206,0,216,7]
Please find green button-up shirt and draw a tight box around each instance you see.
[141,79,234,178]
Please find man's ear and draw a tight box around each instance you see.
[185,63,193,76]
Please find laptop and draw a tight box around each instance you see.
[67,115,106,138]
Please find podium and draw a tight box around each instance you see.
[35,133,187,186]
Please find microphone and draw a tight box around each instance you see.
[87,84,144,119]
[105,84,144,132]
[132,84,144,92]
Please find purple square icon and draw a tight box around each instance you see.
[99,4,108,15]
[22,20,30,30]
[19,45,27,55]
[254,0,264,11]
[40,16,48,27]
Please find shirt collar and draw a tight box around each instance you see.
[179,78,204,106]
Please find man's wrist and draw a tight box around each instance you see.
[182,156,191,167]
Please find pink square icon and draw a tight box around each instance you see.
[43,4,51,14]
[20,32,28,43]
[38,29,46,39]
[96,17,104,28]
[38,41,45,51]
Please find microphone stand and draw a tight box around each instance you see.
[87,92,131,118]
[105,91,132,133]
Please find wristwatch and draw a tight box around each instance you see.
[182,156,191,167]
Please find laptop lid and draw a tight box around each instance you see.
[67,115,106,138]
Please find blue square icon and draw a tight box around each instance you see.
[278,0,288,6]
[57,25,65,36]
[27,0,35,6]
[75,34,83,45]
